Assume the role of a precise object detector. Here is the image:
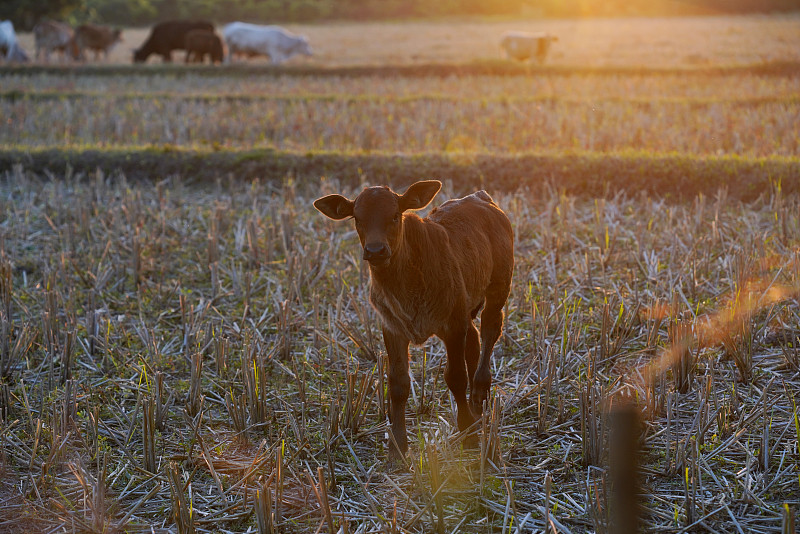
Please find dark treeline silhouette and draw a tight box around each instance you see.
[2,0,799,30]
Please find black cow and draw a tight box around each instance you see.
[133,20,214,63]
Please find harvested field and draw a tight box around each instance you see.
[1,13,799,534]
[3,64,800,158]
[1,148,799,203]
[3,88,800,156]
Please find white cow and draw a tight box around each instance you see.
[0,20,29,63]
[501,31,558,64]
[223,22,312,64]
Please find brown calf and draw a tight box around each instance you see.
[315,180,514,460]
[74,24,122,61]
[184,29,224,64]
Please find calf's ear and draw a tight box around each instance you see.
[399,180,441,212]
[314,195,354,220]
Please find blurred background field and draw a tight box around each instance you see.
[12,14,800,66]
[5,14,799,161]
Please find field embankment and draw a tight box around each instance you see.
[2,147,799,202]
[4,59,800,78]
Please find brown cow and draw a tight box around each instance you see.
[315,180,514,461]
[33,20,78,62]
[74,24,122,61]
[184,29,224,64]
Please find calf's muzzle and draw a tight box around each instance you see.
[363,242,390,263]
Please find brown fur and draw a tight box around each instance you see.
[314,180,514,461]
[134,20,214,63]
[184,29,225,64]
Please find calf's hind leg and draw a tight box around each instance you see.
[464,322,480,402]
[442,323,478,434]
[470,283,511,415]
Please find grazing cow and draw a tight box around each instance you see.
[33,20,77,62]
[223,22,312,64]
[74,24,122,61]
[315,181,514,461]
[0,20,29,63]
[134,19,214,63]
[184,29,224,64]
[501,31,558,63]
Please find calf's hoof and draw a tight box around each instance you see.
[462,431,479,450]
[387,448,409,471]
[470,375,491,416]
[469,393,487,418]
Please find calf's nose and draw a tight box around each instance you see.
[363,243,390,262]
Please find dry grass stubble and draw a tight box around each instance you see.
[0,169,798,532]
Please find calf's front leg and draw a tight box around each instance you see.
[383,327,410,461]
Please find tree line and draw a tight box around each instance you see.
[3,0,799,31]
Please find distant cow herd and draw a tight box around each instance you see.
[0,18,315,65]
[1,18,559,65]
